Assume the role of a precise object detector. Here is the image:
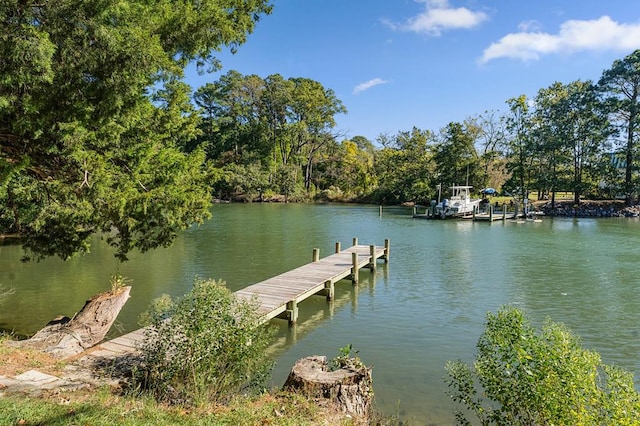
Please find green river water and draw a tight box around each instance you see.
[1,203,640,424]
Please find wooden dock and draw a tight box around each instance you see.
[235,239,389,324]
[413,203,521,222]
[470,205,518,221]
[76,238,390,362]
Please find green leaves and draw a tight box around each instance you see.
[193,71,347,199]
[137,278,275,405]
[598,49,640,205]
[373,128,435,204]
[445,306,640,425]
[0,0,272,260]
[433,122,479,188]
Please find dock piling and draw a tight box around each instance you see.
[369,245,376,271]
[286,300,298,325]
[324,280,334,300]
[335,242,341,253]
[312,248,319,262]
[384,239,390,263]
[351,252,359,284]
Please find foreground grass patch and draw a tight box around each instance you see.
[0,388,351,426]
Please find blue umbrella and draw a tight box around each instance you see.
[481,188,497,195]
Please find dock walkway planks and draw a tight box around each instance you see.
[413,203,523,222]
[81,241,389,361]
[470,211,518,221]
[236,243,388,323]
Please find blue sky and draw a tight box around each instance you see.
[186,0,640,142]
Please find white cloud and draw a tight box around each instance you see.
[518,20,542,32]
[353,78,389,95]
[481,16,640,63]
[386,0,488,36]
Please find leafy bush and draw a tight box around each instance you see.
[445,306,640,425]
[330,344,366,371]
[136,278,276,406]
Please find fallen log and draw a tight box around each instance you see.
[282,355,374,419]
[11,286,131,359]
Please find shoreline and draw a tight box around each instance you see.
[533,200,640,218]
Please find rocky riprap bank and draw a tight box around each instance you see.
[536,200,640,218]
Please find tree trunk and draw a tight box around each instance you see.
[626,106,635,206]
[283,355,373,419]
[11,286,131,359]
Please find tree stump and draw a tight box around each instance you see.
[11,286,131,359]
[282,355,374,419]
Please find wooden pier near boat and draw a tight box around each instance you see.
[74,238,390,363]
[413,202,521,222]
[471,203,519,221]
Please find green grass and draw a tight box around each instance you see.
[0,388,352,426]
[0,331,368,425]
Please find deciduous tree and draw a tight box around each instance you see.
[598,49,640,205]
[433,122,480,189]
[373,128,434,204]
[504,96,536,203]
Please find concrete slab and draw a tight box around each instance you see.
[0,375,20,388]
[15,370,60,384]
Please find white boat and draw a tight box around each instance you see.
[435,186,481,218]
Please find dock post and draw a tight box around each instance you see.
[335,242,341,253]
[286,300,298,325]
[324,280,334,300]
[312,248,319,262]
[473,205,476,220]
[502,203,506,221]
[353,237,358,246]
[380,205,383,216]
[489,205,493,221]
[351,252,359,284]
[384,239,390,263]
[369,245,376,271]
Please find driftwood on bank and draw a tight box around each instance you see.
[12,286,131,359]
[283,355,374,419]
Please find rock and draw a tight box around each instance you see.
[534,200,640,218]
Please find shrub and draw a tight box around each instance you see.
[136,278,276,406]
[330,344,366,371]
[445,306,640,425]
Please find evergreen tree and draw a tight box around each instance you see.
[0,0,272,260]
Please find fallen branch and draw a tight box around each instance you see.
[11,286,131,359]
